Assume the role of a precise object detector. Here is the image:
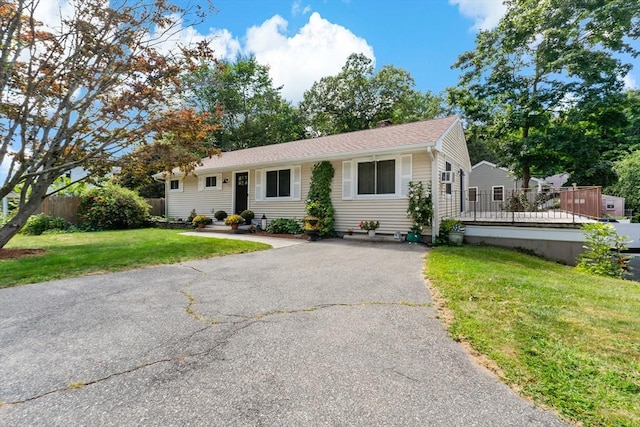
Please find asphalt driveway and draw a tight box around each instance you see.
[0,239,567,426]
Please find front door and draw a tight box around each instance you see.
[235,172,248,214]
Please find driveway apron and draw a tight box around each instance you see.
[0,239,567,426]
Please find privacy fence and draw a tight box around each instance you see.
[38,196,164,224]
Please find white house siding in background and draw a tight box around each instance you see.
[436,123,472,221]
[157,116,471,240]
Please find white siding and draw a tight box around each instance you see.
[249,164,309,221]
[166,149,439,235]
[436,122,471,224]
[165,173,234,220]
[332,151,431,234]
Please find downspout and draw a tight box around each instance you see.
[426,146,439,242]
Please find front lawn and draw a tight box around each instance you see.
[1,229,270,287]
[426,245,640,427]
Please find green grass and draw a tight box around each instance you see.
[426,245,640,427]
[1,229,270,287]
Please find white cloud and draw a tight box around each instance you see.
[33,0,76,29]
[33,3,372,104]
[147,14,241,59]
[291,0,311,16]
[244,12,374,103]
[449,0,507,31]
[623,72,638,90]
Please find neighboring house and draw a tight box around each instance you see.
[154,116,471,241]
[601,194,626,218]
[543,172,570,189]
[468,160,542,204]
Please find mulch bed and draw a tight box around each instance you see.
[0,248,46,260]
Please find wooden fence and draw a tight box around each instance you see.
[39,196,164,224]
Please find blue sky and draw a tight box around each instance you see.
[173,0,639,103]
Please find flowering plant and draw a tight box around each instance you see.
[224,214,245,225]
[409,224,423,235]
[191,214,210,225]
[406,181,432,227]
[359,220,380,231]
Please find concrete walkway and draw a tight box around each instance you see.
[181,230,307,249]
[0,239,567,426]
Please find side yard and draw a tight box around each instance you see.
[426,245,640,427]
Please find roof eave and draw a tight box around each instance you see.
[192,141,438,175]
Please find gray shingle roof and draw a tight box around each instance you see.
[193,116,459,173]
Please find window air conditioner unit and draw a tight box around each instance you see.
[441,171,453,183]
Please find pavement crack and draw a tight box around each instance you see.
[1,320,257,408]
[253,301,431,320]
[391,368,421,382]
[181,290,218,324]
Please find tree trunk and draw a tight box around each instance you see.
[521,164,531,189]
[0,186,49,249]
[521,125,531,189]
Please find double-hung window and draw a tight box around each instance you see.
[342,155,412,200]
[255,166,301,201]
[198,174,222,191]
[266,169,291,198]
[357,159,396,195]
[468,187,478,202]
[169,179,182,192]
[492,186,504,202]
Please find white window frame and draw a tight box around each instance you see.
[606,203,615,210]
[169,178,183,192]
[444,161,453,196]
[342,154,412,200]
[198,173,222,191]
[468,187,478,202]
[492,185,505,202]
[255,165,301,201]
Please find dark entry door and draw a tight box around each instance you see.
[235,172,248,214]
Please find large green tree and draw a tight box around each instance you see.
[184,55,305,151]
[300,53,450,136]
[550,91,640,187]
[609,149,640,221]
[449,0,640,187]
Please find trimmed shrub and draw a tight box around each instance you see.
[240,209,255,224]
[214,210,228,221]
[21,214,73,235]
[79,184,150,230]
[267,218,302,235]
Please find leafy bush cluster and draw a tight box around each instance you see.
[436,218,465,246]
[267,218,302,235]
[21,214,74,235]
[78,184,150,230]
[577,223,631,279]
[306,161,335,237]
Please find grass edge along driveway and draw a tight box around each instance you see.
[0,229,270,287]
[425,245,640,427]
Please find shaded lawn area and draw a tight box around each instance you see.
[0,229,270,287]
[426,245,640,427]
